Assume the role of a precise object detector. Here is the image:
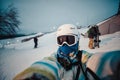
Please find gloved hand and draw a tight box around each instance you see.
[13,66,56,80]
[18,73,49,80]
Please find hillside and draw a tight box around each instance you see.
[0,28,120,80]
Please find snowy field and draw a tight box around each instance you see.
[0,28,120,80]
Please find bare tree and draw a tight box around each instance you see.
[0,4,20,38]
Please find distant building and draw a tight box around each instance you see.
[97,11,120,35]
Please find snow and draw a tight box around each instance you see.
[0,28,120,80]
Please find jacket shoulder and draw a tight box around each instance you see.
[81,50,92,64]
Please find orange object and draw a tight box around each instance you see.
[88,38,94,49]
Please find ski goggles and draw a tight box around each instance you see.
[57,35,78,46]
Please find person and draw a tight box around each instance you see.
[13,24,91,80]
[87,25,95,49]
[87,25,100,49]
[33,37,38,48]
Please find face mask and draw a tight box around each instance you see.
[58,42,79,56]
[57,43,82,71]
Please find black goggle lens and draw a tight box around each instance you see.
[57,35,75,45]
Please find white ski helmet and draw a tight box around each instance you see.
[56,24,80,38]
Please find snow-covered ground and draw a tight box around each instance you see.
[0,28,120,80]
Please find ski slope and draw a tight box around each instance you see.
[0,28,120,80]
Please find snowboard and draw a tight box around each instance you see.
[94,35,101,48]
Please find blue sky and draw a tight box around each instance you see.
[0,0,119,33]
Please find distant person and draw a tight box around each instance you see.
[87,25,96,49]
[34,37,38,48]
[87,25,101,49]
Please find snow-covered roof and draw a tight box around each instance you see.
[97,16,114,26]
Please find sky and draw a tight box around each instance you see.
[0,0,119,33]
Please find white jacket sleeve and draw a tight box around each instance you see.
[14,51,92,80]
[13,53,61,80]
